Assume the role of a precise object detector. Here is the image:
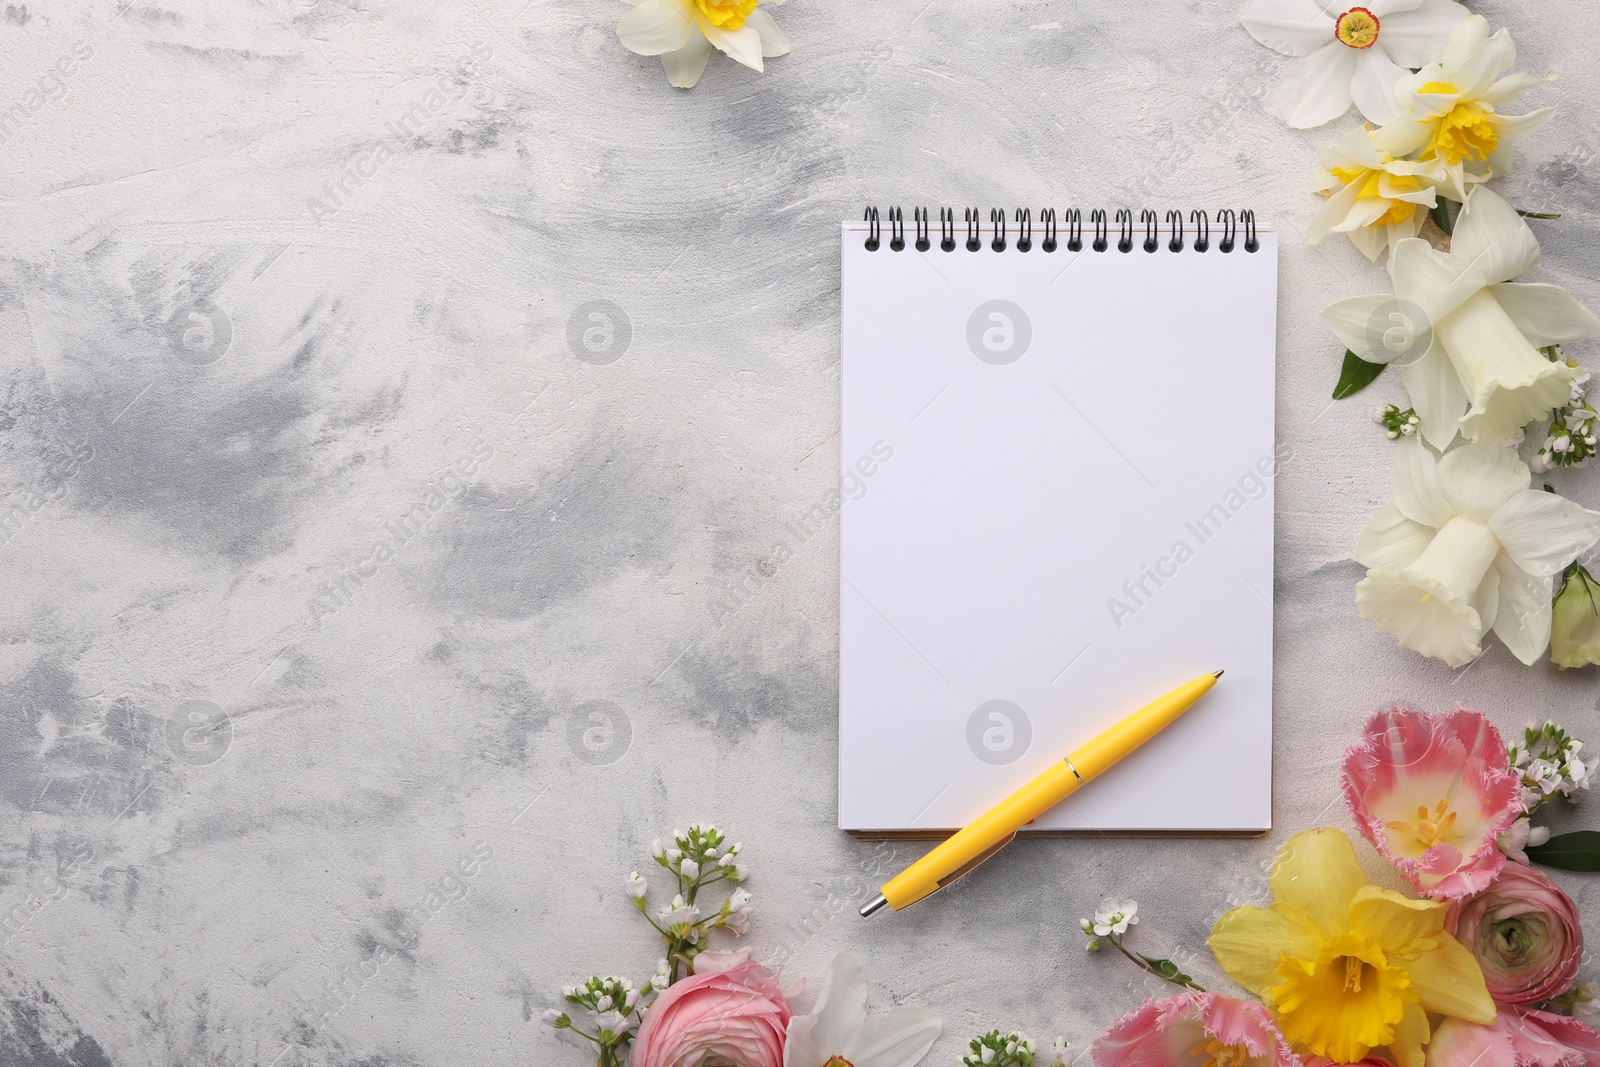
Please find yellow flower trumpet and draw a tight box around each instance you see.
[1208,829,1493,1067]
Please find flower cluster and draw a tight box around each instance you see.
[1509,720,1598,810]
[1241,4,1600,671]
[543,976,660,1066]
[1372,403,1419,439]
[545,825,943,1067]
[1532,364,1598,471]
[641,824,751,981]
[1065,705,1600,1067]
[962,1030,1038,1067]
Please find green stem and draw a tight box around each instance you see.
[1517,209,1562,219]
[1108,935,1206,992]
[1430,199,1454,237]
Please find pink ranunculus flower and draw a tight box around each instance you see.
[1342,706,1523,899]
[632,949,794,1067]
[1446,859,1584,1006]
[1093,992,1303,1067]
[1426,1007,1600,1067]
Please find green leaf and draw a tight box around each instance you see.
[1430,199,1454,236]
[1139,954,1195,986]
[1527,831,1600,872]
[1333,349,1387,400]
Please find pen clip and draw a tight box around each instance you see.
[934,830,1018,892]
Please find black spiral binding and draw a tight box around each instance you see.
[860,208,1260,254]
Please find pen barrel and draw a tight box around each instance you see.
[880,760,1082,910]
[1065,673,1216,781]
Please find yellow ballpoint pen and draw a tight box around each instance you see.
[859,670,1224,917]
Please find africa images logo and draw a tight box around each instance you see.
[966,300,1032,365]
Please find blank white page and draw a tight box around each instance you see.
[839,218,1277,834]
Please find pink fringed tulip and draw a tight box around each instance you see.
[1426,1007,1600,1067]
[1446,860,1584,1006]
[1094,992,1303,1067]
[632,950,793,1067]
[1342,706,1522,899]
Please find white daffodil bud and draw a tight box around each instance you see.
[1551,564,1600,669]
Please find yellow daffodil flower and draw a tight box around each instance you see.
[1208,829,1494,1067]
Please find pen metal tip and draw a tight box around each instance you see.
[859,894,890,918]
[1213,669,1224,679]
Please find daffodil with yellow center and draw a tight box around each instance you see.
[1308,126,1444,262]
[1208,829,1494,1067]
[616,0,788,89]
[1334,8,1379,50]
[1374,15,1554,200]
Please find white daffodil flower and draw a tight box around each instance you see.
[617,0,788,90]
[1309,126,1448,261]
[1322,185,1599,449]
[1240,0,1467,128]
[1353,438,1600,667]
[1373,15,1554,199]
[783,952,941,1067]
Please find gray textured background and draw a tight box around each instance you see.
[3,1,1599,1065]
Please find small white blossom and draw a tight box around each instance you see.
[626,871,647,899]
[680,858,700,881]
[1092,897,1138,937]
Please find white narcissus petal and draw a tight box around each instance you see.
[1401,348,1469,451]
[699,19,762,70]
[1391,436,1454,527]
[1342,195,1401,232]
[1492,557,1554,665]
[661,34,712,88]
[842,1009,943,1067]
[1322,294,1409,363]
[1450,186,1540,285]
[1278,43,1358,129]
[1473,557,1501,632]
[1351,48,1409,126]
[1488,491,1600,577]
[617,0,693,56]
[784,960,858,1067]
[1487,283,1600,347]
[1480,71,1555,106]
[1440,14,1491,76]
[1446,26,1517,99]
[1434,442,1529,522]
[1373,0,1470,67]
[1239,0,1337,57]
[1490,106,1558,146]
[1365,0,1424,17]
[1355,568,1485,668]
[1347,222,1388,262]
[744,9,789,57]
[1306,179,1370,247]
[1354,501,1435,569]
[1389,238,1487,328]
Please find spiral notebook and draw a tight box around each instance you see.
[839,207,1278,836]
